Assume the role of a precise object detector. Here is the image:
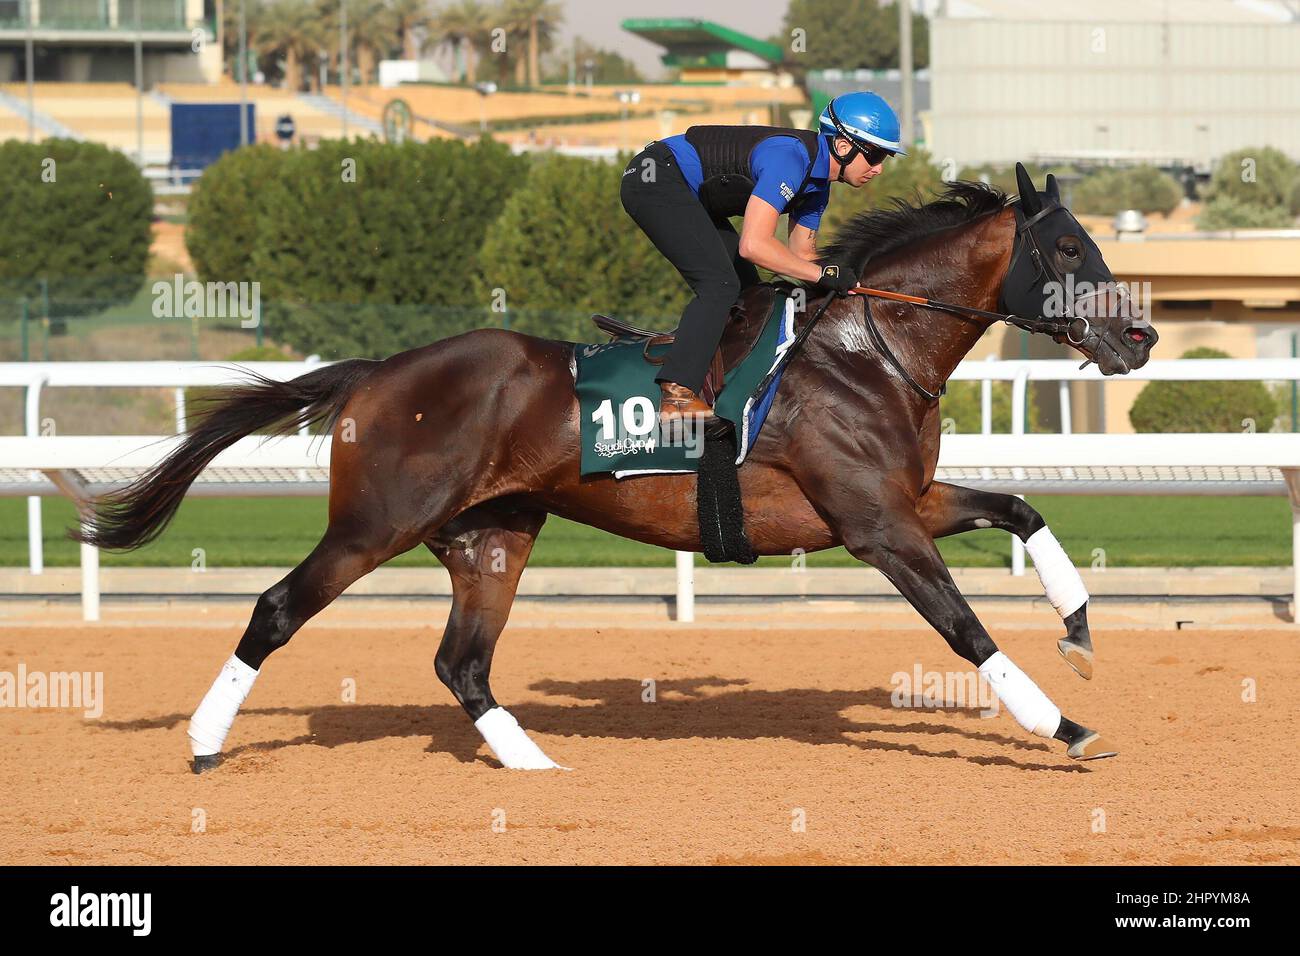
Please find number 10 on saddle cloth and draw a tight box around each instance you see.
[575,291,797,478]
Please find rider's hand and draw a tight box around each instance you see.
[815,261,859,293]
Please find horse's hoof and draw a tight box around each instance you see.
[192,753,222,774]
[1058,638,1094,680]
[1067,732,1117,761]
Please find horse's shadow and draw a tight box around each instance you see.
[99,676,1085,773]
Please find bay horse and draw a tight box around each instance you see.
[78,165,1157,772]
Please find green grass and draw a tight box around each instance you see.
[0,495,1290,569]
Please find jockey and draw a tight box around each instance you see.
[620,91,905,432]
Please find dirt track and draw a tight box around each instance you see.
[1,618,1296,865]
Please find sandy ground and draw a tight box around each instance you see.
[1,615,1296,866]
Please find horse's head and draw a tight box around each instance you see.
[1000,163,1157,375]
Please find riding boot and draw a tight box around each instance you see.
[659,381,713,444]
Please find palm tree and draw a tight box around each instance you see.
[341,0,398,85]
[223,0,267,80]
[255,0,323,92]
[390,0,431,61]
[461,1,495,85]
[498,0,531,86]
[503,0,561,88]
[431,0,488,84]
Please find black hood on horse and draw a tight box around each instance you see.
[822,163,1157,376]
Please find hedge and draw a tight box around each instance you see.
[1129,347,1278,433]
[476,152,691,342]
[185,136,527,358]
[0,138,152,318]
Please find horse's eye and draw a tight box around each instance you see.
[1061,244,1081,259]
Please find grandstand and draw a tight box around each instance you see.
[621,18,790,85]
[344,81,807,145]
[0,75,813,160]
[0,81,168,157]
[0,0,218,84]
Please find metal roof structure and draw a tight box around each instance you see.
[621,18,785,70]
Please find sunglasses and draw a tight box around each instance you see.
[836,136,893,168]
[861,143,893,166]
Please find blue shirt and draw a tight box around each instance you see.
[662,133,832,230]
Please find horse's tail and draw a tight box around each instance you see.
[74,359,379,552]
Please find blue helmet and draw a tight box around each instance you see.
[818,91,906,157]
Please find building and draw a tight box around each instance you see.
[621,18,792,87]
[0,0,218,84]
[926,0,1300,169]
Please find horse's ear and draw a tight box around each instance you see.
[1015,162,1041,214]
[1045,173,1060,202]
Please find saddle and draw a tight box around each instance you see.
[590,285,782,406]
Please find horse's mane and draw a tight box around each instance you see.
[818,180,1009,273]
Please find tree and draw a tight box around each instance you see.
[1202,146,1299,211]
[431,0,489,83]
[1072,165,1184,217]
[235,138,526,357]
[819,146,947,242]
[254,0,323,92]
[390,0,430,60]
[1196,195,1295,230]
[476,153,690,340]
[0,139,152,319]
[940,380,1038,434]
[1129,347,1279,433]
[956,162,1073,197]
[347,0,399,84]
[781,0,928,72]
[499,0,531,86]
[544,37,642,85]
[187,144,286,284]
[501,0,561,87]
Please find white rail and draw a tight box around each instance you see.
[4,359,1300,623]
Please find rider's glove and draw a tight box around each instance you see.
[815,261,859,293]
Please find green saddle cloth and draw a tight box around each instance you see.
[576,290,790,477]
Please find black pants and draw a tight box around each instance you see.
[620,142,760,394]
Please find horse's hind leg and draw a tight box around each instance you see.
[917,480,1093,680]
[188,518,421,773]
[428,504,562,769]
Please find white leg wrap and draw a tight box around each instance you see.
[1025,526,1088,618]
[474,707,565,770]
[979,651,1062,738]
[188,655,259,757]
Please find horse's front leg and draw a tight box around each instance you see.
[917,480,1093,680]
[833,492,1114,761]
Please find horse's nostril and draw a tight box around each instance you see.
[1125,327,1151,346]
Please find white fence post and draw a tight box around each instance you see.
[80,536,100,622]
[25,375,45,576]
[675,550,695,623]
[1284,469,1300,627]
[1010,367,1028,576]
